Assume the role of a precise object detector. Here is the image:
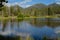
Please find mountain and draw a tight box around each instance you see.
[26,3,47,9]
[0,3,60,17]
[23,3,48,16]
[24,3,60,16]
[48,3,60,7]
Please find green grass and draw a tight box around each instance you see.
[58,38,60,40]
[0,16,59,20]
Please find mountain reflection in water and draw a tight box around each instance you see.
[0,18,60,40]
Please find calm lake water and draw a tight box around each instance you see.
[0,18,60,40]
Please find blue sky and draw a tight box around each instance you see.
[6,0,59,8]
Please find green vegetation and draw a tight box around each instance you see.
[58,38,60,40]
[0,0,8,10]
[0,3,60,19]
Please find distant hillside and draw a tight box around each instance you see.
[23,3,48,16]
[48,3,60,7]
[0,3,60,17]
[48,3,60,15]
[23,3,60,16]
[26,3,47,9]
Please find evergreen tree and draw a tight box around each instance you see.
[0,0,8,10]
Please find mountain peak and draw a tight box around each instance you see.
[48,3,60,7]
[26,3,47,9]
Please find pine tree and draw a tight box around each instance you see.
[0,0,8,10]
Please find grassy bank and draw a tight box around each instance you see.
[0,16,59,20]
[58,38,60,40]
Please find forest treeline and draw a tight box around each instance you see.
[0,3,60,18]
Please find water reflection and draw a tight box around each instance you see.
[0,18,60,40]
[29,18,60,27]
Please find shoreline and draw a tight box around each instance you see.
[0,16,59,20]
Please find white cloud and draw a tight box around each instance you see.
[5,2,19,7]
[56,0,60,5]
[5,0,32,8]
[19,4,32,8]
[25,5,32,8]
[56,2,60,4]
[5,3,11,7]
[5,2,32,8]
[20,0,32,4]
[19,0,32,8]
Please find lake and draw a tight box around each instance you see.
[0,18,60,40]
